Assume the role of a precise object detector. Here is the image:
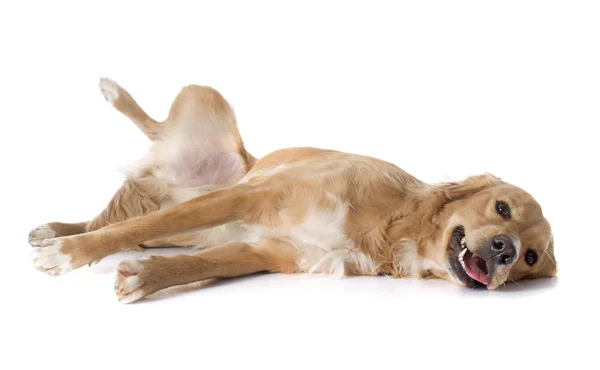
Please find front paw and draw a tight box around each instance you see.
[115,260,148,304]
[32,239,73,276]
[28,224,57,246]
[31,235,97,276]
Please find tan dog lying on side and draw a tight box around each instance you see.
[29,79,557,303]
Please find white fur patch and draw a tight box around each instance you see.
[99,78,120,104]
[394,240,419,276]
[240,195,374,277]
[512,238,522,257]
[31,239,73,276]
[115,260,146,304]
[394,240,444,277]
[28,224,57,246]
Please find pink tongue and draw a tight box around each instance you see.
[464,253,489,285]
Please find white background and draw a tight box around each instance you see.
[1,1,598,369]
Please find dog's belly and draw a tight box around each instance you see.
[157,188,377,276]
[150,152,378,276]
[165,151,245,188]
[237,197,377,277]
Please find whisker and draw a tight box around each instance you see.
[543,248,556,266]
[508,277,523,289]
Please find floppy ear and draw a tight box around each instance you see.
[536,235,558,278]
[435,173,503,202]
[412,174,503,228]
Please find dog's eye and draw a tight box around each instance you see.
[495,201,511,219]
[525,249,538,266]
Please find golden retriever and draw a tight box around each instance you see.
[28,79,557,303]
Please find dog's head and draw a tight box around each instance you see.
[434,174,556,289]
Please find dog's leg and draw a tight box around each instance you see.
[30,81,256,247]
[99,78,257,167]
[29,78,163,245]
[28,179,159,247]
[99,78,164,140]
[31,81,259,267]
[114,238,298,303]
[32,184,268,275]
[84,179,159,232]
[28,222,88,246]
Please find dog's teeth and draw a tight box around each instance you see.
[460,237,466,246]
[459,247,468,258]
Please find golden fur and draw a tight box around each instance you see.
[29,79,556,303]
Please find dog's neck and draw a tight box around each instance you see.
[378,185,453,276]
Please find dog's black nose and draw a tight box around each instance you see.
[490,235,516,265]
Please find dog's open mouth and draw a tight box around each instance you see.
[449,226,490,287]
